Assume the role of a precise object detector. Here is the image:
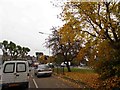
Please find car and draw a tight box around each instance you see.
[46,63,54,68]
[61,62,71,67]
[34,64,52,77]
[2,60,29,89]
[32,62,39,67]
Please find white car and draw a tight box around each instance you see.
[61,62,71,67]
[2,60,29,89]
[34,64,52,77]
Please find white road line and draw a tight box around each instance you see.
[33,79,38,88]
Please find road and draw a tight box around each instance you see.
[29,69,74,88]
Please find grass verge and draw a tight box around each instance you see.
[53,67,101,88]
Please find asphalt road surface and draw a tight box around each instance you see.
[29,69,74,88]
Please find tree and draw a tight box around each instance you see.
[2,40,9,61]
[61,1,120,51]
[8,41,17,60]
[16,45,22,58]
[46,27,82,72]
[22,47,30,59]
[39,55,47,64]
[1,40,30,60]
[58,1,120,88]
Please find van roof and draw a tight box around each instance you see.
[4,60,28,63]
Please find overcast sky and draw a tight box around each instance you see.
[0,0,63,56]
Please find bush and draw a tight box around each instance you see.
[96,59,120,80]
[98,76,120,89]
[95,49,120,88]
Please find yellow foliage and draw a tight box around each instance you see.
[76,47,87,61]
[47,56,55,63]
[58,22,76,44]
[39,55,47,64]
[54,2,120,89]
[97,40,113,61]
[59,1,120,69]
[65,72,101,88]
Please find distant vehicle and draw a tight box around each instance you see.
[61,62,71,67]
[80,63,86,67]
[34,64,52,77]
[32,62,39,67]
[46,63,54,68]
[1,60,29,89]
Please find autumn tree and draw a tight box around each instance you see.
[39,55,49,64]
[58,1,120,88]
[46,26,83,72]
[47,56,55,63]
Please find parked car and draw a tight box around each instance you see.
[61,62,71,67]
[2,60,29,89]
[34,64,52,77]
[46,63,54,68]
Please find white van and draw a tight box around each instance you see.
[0,65,2,90]
[0,48,2,90]
[1,60,29,89]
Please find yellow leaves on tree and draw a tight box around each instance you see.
[47,56,55,63]
[76,47,87,61]
[39,55,47,64]
[97,40,113,61]
[55,1,120,88]
[58,22,76,44]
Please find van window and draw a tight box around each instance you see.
[3,63,15,73]
[17,63,26,72]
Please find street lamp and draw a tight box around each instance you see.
[39,32,52,35]
[38,32,51,56]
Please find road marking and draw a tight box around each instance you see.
[33,79,38,88]
[31,75,33,77]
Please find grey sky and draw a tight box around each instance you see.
[0,0,63,56]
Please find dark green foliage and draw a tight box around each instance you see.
[1,40,30,60]
[96,58,120,80]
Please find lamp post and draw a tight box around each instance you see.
[38,32,51,56]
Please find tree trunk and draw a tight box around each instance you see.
[66,61,71,72]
